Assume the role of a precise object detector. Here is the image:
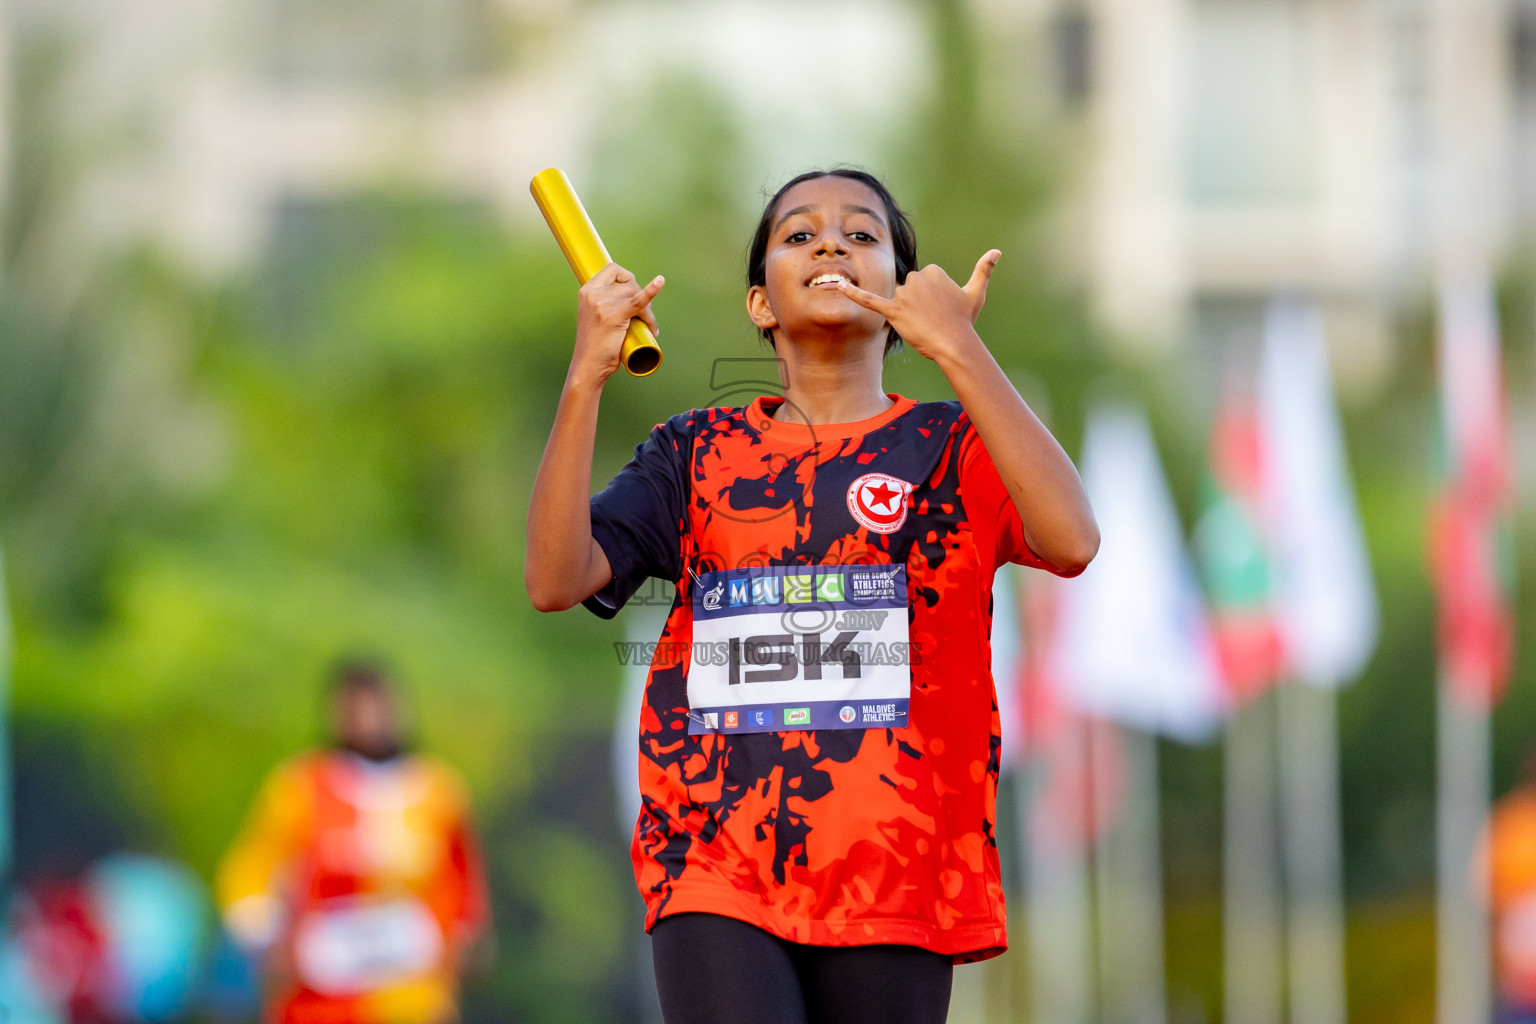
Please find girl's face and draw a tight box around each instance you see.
[747,176,897,349]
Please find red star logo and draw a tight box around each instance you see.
[846,472,911,534]
[864,481,900,511]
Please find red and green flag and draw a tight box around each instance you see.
[1432,275,1514,708]
[1195,387,1285,706]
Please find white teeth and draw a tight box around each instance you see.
[809,273,850,287]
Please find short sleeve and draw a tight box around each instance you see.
[424,759,492,940]
[216,758,315,948]
[958,419,1081,577]
[582,413,693,619]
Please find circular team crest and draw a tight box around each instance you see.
[847,472,912,534]
[839,705,857,724]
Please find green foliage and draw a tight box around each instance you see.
[7,190,637,1017]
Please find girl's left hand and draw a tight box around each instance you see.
[835,249,1001,363]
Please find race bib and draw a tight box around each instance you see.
[688,563,912,733]
[294,897,443,996]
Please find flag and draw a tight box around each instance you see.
[1255,300,1369,1024]
[1258,300,1379,689]
[1432,273,1514,707]
[993,560,1125,844]
[1048,402,1227,740]
[612,606,667,838]
[1194,386,1286,705]
[991,564,1026,771]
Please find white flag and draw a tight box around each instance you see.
[990,563,1027,770]
[1049,403,1227,740]
[1258,300,1379,688]
[612,605,668,838]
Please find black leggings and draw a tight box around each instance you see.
[651,912,954,1024]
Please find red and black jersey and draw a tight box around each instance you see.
[586,394,1075,962]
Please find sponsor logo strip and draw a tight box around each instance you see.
[687,699,910,735]
[691,565,907,620]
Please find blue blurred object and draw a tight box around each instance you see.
[203,929,261,1023]
[86,854,208,1023]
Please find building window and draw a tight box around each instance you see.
[1514,0,1536,96]
[1184,0,1318,205]
[1054,7,1094,107]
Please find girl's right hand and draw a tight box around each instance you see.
[572,262,665,383]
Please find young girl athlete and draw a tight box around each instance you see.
[526,169,1099,1024]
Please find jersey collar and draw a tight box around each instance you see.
[745,393,916,443]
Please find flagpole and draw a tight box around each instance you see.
[1023,717,1096,1024]
[1278,680,1348,1024]
[1435,674,1492,1024]
[1224,692,1283,1024]
[1093,721,1168,1024]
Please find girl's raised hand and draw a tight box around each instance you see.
[834,250,1001,364]
[573,262,665,382]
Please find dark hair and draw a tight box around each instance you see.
[330,655,393,697]
[746,168,917,353]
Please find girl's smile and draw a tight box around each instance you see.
[807,272,853,288]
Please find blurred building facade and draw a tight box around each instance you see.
[987,0,1536,373]
[4,0,928,278]
[20,0,1533,358]
[7,0,596,275]
[12,0,1536,267]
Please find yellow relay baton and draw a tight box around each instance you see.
[530,168,663,377]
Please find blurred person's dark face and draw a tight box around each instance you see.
[747,176,898,351]
[332,684,403,761]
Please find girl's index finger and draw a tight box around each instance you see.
[834,280,893,317]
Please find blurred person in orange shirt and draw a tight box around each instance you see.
[1482,750,1536,1024]
[217,659,492,1024]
